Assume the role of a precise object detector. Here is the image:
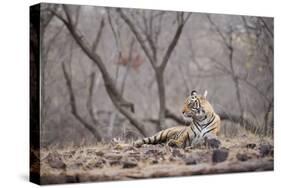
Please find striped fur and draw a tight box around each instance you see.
[134,126,191,148]
[134,90,221,148]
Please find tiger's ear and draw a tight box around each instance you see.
[203,90,208,99]
[191,90,197,96]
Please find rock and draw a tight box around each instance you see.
[95,150,104,156]
[123,146,137,152]
[172,148,185,158]
[122,160,138,168]
[184,156,197,165]
[109,160,121,166]
[212,149,228,163]
[86,149,95,154]
[67,163,83,170]
[206,138,221,149]
[259,144,273,157]
[113,144,124,150]
[47,152,66,169]
[104,153,122,160]
[63,150,75,157]
[246,143,256,149]
[86,159,105,169]
[168,156,176,162]
[151,159,158,164]
[144,149,158,155]
[236,153,250,161]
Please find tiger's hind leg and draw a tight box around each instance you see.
[167,131,189,148]
[167,139,184,148]
[167,138,187,149]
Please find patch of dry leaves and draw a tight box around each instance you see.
[34,134,273,184]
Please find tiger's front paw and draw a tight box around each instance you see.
[205,138,221,149]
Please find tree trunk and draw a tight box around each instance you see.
[156,70,166,131]
[229,47,244,128]
[106,88,147,136]
[264,100,273,136]
[233,77,244,125]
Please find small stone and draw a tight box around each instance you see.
[86,149,95,154]
[212,149,228,163]
[144,149,159,155]
[206,138,221,149]
[113,144,124,150]
[109,160,121,166]
[172,148,185,158]
[47,152,66,169]
[259,144,273,157]
[92,158,106,168]
[104,153,122,160]
[151,159,158,164]
[67,163,82,170]
[95,150,104,156]
[124,146,137,152]
[184,156,197,165]
[122,161,138,168]
[246,143,256,149]
[63,151,75,159]
[236,153,250,161]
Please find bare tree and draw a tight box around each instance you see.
[207,15,245,127]
[105,10,138,137]
[61,61,102,140]
[49,5,147,136]
[256,17,273,136]
[117,9,192,130]
[41,5,273,145]
[204,15,273,136]
[242,16,273,136]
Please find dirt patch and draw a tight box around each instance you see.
[35,135,273,184]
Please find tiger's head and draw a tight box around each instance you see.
[182,90,214,121]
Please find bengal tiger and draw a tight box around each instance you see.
[134,90,221,148]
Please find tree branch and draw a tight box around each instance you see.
[106,9,122,58]
[117,8,156,68]
[219,112,263,135]
[142,13,157,61]
[259,17,273,39]
[51,6,146,136]
[87,72,99,125]
[165,108,190,125]
[62,61,102,141]
[159,12,191,71]
[206,15,230,49]
[92,18,105,52]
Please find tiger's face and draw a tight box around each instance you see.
[182,90,213,121]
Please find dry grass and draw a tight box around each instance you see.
[33,133,273,185]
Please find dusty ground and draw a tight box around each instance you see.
[32,134,273,185]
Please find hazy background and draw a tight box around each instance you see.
[39,4,273,147]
